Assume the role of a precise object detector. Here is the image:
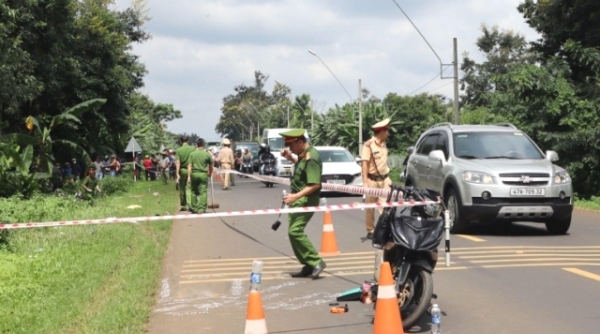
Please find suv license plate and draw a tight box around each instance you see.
[510,188,545,196]
[327,180,346,184]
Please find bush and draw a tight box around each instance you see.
[99,176,131,196]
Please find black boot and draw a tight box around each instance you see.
[291,265,313,278]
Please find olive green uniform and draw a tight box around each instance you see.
[176,143,195,209]
[288,145,323,267]
[80,177,98,202]
[188,149,213,213]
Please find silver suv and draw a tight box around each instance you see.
[403,123,573,235]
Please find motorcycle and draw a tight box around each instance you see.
[367,185,445,330]
[261,158,277,188]
[241,160,253,177]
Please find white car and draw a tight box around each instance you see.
[315,146,363,195]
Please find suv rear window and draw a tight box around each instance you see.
[453,132,544,160]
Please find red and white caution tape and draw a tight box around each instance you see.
[214,168,393,198]
[0,199,438,230]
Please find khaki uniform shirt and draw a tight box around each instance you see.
[361,137,390,176]
[218,147,234,166]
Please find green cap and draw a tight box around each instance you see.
[279,129,305,140]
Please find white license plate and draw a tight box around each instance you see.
[510,188,545,196]
[327,180,346,184]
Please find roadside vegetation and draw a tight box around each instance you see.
[0,178,176,334]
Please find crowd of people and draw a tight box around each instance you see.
[51,155,123,191]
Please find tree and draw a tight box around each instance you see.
[518,0,600,99]
[0,0,151,156]
[460,25,536,109]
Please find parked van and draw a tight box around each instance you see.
[261,128,310,178]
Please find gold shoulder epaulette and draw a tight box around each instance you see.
[305,152,311,160]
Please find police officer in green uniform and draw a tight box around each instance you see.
[186,138,214,214]
[176,135,196,211]
[280,129,326,279]
[80,167,101,203]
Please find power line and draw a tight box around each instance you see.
[391,0,442,66]
[422,81,453,95]
[408,67,450,95]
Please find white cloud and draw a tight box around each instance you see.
[115,0,540,139]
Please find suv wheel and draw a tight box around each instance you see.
[445,188,469,234]
[545,216,571,235]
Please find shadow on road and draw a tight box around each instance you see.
[269,321,371,333]
[465,221,568,237]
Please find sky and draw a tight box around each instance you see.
[113,0,540,140]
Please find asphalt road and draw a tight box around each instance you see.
[147,177,600,334]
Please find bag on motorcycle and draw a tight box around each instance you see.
[371,186,402,249]
[390,208,445,251]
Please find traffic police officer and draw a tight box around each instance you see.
[187,138,214,214]
[218,138,234,189]
[280,129,326,278]
[176,135,196,211]
[361,118,392,239]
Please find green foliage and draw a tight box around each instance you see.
[98,176,131,196]
[124,93,181,153]
[0,181,175,333]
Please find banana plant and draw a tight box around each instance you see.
[0,99,107,173]
[0,144,43,197]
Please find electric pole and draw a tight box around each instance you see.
[358,79,363,156]
[453,37,460,124]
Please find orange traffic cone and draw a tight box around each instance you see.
[373,261,404,334]
[319,211,340,255]
[244,290,268,334]
[215,173,222,182]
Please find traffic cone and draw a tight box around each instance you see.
[319,211,340,255]
[244,290,268,334]
[373,261,404,334]
[215,173,222,182]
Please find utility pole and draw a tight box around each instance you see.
[453,37,460,125]
[358,79,363,156]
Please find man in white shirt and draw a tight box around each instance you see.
[159,151,171,185]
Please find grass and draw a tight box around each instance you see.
[389,167,600,212]
[0,178,177,334]
[574,196,600,212]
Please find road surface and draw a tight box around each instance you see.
[148,178,600,333]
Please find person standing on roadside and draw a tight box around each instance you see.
[71,158,82,181]
[280,129,326,279]
[143,155,153,181]
[159,151,171,185]
[218,138,234,190]
[361,118,392,240]
[94,156,104,180]
[187,138,214,214]
[176,135,196,211]
[108,155,120,177]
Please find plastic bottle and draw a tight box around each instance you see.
[431,303,441,334]
[320,197,327,207]
[250,260,263,291]
[282,190,289,209]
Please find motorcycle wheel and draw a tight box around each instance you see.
[398,267,434,330]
